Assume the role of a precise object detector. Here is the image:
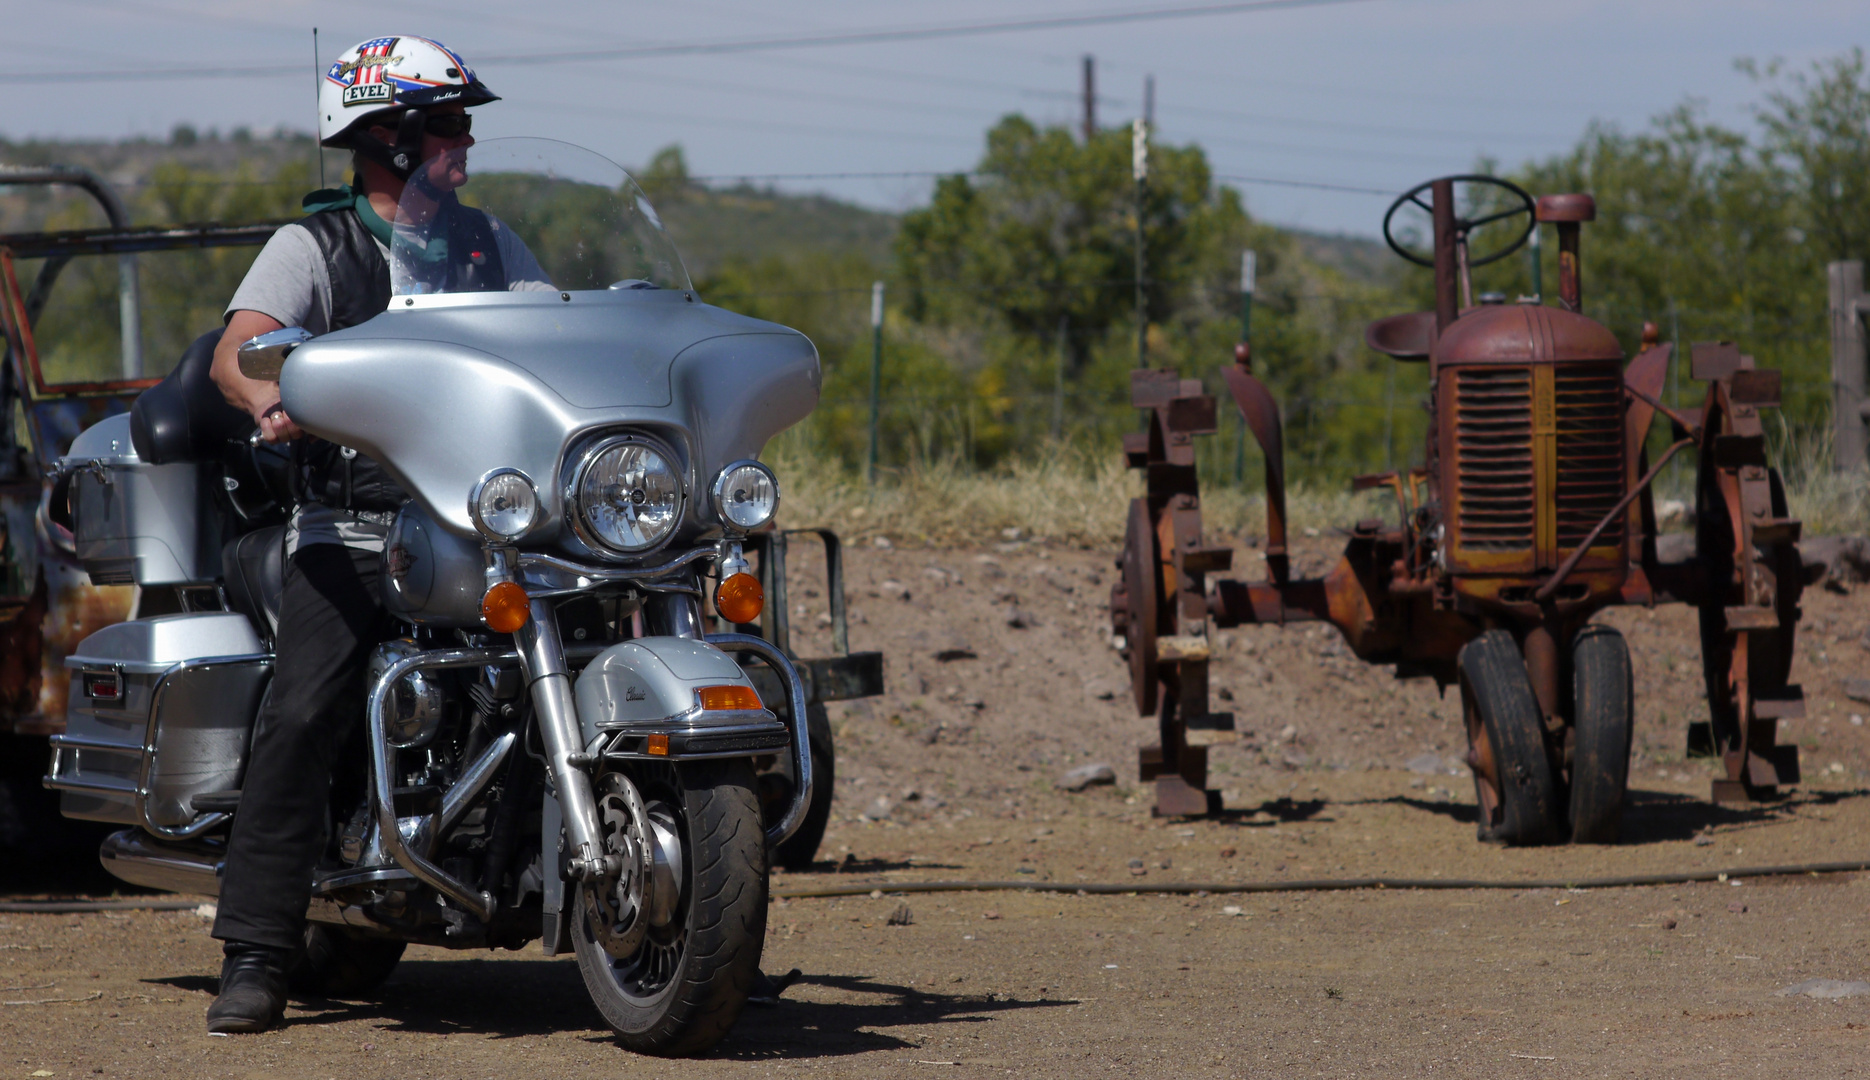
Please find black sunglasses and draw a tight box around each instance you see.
[422,113,473,138]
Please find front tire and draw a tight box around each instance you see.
[1568,625,1633,844]
[573,759,767,1057]
[1460,631,1562,846]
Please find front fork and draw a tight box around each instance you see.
[515,596,614,882]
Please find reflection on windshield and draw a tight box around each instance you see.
[391,139,691,296]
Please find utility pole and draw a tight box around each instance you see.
[1081,55,1096,142]
[1235,250,1255,483]
[1829,261,1867,473]
[867,280,884,485]
[1133,117,1148,368]
[1144,74,1155,127]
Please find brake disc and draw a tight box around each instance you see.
[586,771,659,960]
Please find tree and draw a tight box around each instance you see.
[1746,47,1870,264]
[895,114,1248,374]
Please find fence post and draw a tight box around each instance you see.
[1829,261,1866,474]
[867,281,884,485]
[1052,315,1066,441]
[1234,249,1255,484]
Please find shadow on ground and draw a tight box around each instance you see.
[716,973,1075,1060]
[1214,797,1333,827]
[158,959,1069,1060]
[791,854,965,874]
[1619,786,1869,844]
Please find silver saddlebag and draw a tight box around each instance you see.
[62,413,218,586]
[47,613,270,833]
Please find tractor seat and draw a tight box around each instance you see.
[130,328,255,464]
[223,526,286,642]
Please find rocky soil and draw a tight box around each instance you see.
[4,536,1868,1077]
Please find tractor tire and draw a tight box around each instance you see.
[1459,630,1562,846]
[1568,625,1634,844]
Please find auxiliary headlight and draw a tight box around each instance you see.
[572,436,683,554]
[469,468,539,541]
[711,460,779,533]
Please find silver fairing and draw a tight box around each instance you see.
[279,289,820,546]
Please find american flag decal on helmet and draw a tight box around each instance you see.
[335,36,402,107]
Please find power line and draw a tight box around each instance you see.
[0,0,1373,84]
[488,0,1375,64]
[33,166,1401,198]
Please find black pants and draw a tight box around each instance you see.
[213,543,390,951]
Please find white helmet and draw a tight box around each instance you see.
[319,36,498,174]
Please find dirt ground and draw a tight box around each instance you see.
[5,538,1870,1077]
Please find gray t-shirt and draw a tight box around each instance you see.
[225,209,551,552]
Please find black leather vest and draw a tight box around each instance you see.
[292,208,404,513]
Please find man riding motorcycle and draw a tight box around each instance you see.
[204,35,549,1034]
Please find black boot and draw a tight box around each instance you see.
[206,942,290,1034]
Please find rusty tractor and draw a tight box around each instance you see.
[1112,174,1805,843]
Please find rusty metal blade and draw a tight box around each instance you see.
[1221,365,1287,564]
[1623,343,1671,464]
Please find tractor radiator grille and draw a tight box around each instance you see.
[1553,363,1625,549]
[1454,366,1535,550]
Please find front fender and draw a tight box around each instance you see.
[572,636,783,756]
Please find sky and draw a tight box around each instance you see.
[1,0,1862,237]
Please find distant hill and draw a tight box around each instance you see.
[2,132,1390,290]
[1288,229,1400,289]
[649,184,897,280]
[0,132,897,278]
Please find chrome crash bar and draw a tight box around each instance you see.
[367,647,517,923]
[706,633,813,847]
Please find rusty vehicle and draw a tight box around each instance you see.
[1112,174,1804,843]
[0,166,284,868]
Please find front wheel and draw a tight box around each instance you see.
[1460,630,1562,846]
[573,759,767,1057]
[1568,625,1633,844]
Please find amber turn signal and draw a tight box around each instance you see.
[481,581,531,633]
[696,684,762,712]
[715,571,764,625]
[646,733,670,756]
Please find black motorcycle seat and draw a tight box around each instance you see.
[130,328,256,464]
[223,526,286,642]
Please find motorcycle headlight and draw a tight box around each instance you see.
[469,469,538,542]
[711,460,779,533]
[571,435,683,554]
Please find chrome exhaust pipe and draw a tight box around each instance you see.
[101,829,395,931]
[99,829,222,896]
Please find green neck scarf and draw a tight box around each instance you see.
[301,184,394,248]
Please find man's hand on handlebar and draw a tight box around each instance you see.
[256,402,303,444]
[214,309,306,445]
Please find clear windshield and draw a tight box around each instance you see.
[390,137,691,296]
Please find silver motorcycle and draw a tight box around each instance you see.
[43,139,827,1054]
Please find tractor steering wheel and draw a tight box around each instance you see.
[1381,174,1536,269]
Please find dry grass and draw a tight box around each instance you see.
[1769,421,1870,537]
[769,443,1394,549]
[772,426,1868,550]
